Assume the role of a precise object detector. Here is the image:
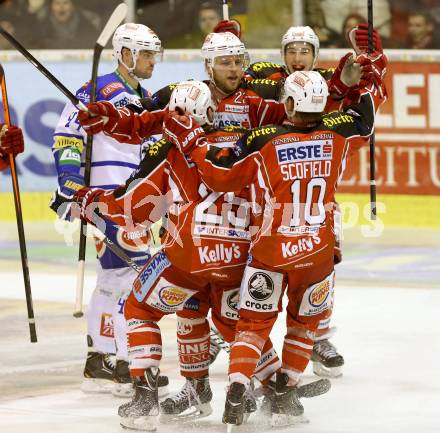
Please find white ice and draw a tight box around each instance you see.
[1,270,439,433]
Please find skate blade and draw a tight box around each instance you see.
[270,413,309,428]
[81,378,114,394]
[159,402,212,424]
[312,361,343,378]
[120,415,157,431]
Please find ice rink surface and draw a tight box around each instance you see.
[1,234,439,433]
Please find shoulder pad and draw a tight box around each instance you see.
[315,67,335,81]
[243,78,280,100]
[152,83,178,109]
[246,62,285,79]
[321,111,355,132]
[243,125,285,152]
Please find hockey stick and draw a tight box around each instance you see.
[367,0,377,220]
[222,0,229,20]
[0,28,87,113]
[0,64,37,343]
[74,2,127,318]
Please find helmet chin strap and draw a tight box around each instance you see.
[121,49,144,82]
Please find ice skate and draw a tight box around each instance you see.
[222,382,246,428]
[81,351,115,393]
[113,360,169,398]
[271,373,331,427]
[209,334,222,364]
[119,367,160,431]
[159,376,212,423]
[311,339,344,378]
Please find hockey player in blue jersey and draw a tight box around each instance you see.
[50,23,168,397]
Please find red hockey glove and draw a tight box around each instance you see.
[328,52,356,98]
[351,23,383,54]
[213,19,242,38]
[73,186,105,225]
[77,101,120,135]
[0,124,24,157]
[163,110,206,155]
[356,51,387,90]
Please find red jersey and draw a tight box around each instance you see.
[186,89,384,271]
[85,130,251,282]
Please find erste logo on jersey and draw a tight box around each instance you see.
[276,140,333,164]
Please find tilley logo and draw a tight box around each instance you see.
[248,273,274,301]
[198,243,241,264]
[276,140,333,164]
[308,279,330,307]
[159,286,187,307]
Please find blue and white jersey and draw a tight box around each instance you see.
[52,71,152,269]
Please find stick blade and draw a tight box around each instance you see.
[96,3,128,48]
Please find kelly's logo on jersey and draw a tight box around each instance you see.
[100,81,125,98]
[276,140,333,164]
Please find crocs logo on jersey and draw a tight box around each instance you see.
[227,289,239,312]
[159,286,188,307]
[277,140,333,164]
[309,279,330,307]
[248,273,274,301]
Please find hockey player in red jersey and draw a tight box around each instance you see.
[245,24,387,377]
[163,59,386,427]
[0,123,24,171]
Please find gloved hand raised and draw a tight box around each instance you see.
[349,23,383,55]
[163,110,206,155]
[77,101,119,135]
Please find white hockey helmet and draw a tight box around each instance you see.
[202,32,247,66]
[280,71,328,114]
[281,26,320,67]
[113,23,162,78]
[169,81,215,126]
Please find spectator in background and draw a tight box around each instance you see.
[198,1,221,36]
[38,0,101,49]
[335,13,365,48]
[165,1,222,48]
[305,0,339,47]
[406,12,440,49]
[0,0,34,48]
